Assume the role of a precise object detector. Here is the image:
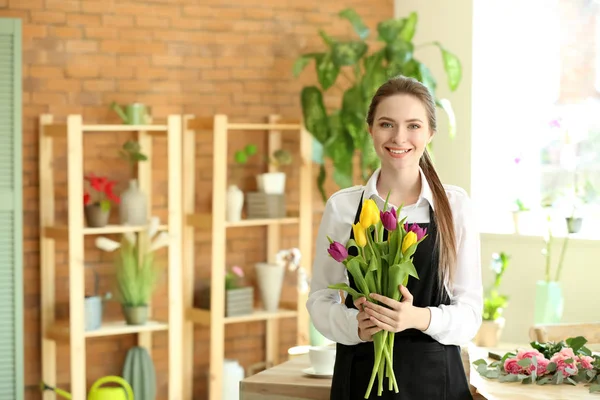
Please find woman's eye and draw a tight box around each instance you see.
[380,122,393,128]
[409,124,420,129]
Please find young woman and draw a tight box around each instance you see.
[307,75,482,400]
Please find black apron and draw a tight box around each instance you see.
[330,192,473,400]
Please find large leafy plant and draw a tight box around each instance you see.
[294,9,462,201]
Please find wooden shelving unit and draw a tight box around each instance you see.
[182,114,313,400]
[39,114,183,400]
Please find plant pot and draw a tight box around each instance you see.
[474,317,505,347]
[565,217,582,234]
[255,262,285,312]
[122,305,149,325]
[226,185,244,222]
[84,204,110,227]
[120,179,147,225]
[257,172,286,194]
[84,295,103,331]
[534,280,563,324]
[226,287,254,317]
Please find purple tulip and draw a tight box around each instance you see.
[380,207,397,231]
[404,222,427,241]
[327,241,348,262]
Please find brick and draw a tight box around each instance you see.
[51,26,82,39]
[66,40,99,53]
[30,65,64,78]
[67,13,102,26]
[83,80,116,92]
[45,79,82,92]
[85,27,118,39]
[102,14,133,27]
[8,0,43,9]
[46,0,80,12]
[136,16,170,28]
[66,64,99,78]
[31,10,66,24]
[81,0,113,13]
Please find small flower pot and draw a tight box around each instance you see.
[474,317,505,347]
[226,287,254,317]
[565,217,582,234]
[122,305,149,325]
[85,204,110,227]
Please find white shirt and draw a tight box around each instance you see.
[306,167,483,346]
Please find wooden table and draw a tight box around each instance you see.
[468,343,598,399]
[240,346,598,400]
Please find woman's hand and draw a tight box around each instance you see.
[354,296,382,342]
[363,285,431,333]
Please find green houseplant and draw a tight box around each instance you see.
[475,252,511,347]
[293,9,462,201]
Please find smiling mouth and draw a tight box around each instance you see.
[386,147,412,155]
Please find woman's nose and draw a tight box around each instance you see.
[392,127,408,143]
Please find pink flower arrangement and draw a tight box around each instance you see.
[474,335,600,393]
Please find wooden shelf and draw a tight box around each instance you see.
[41,122,168,138]
[182,114,314,400]
[46,320,169,341]
[188,308,298,326]
[43,224,168,239]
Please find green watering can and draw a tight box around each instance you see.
[41,375,134,400]
[110,101,151,125]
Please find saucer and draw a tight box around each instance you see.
[302,367,333,378]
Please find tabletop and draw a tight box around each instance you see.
[239,344,598,400]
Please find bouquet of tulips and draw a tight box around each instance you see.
[326,194,428,398]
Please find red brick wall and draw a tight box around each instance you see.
[1,0,393,398]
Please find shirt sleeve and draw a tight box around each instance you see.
[306,197,365,346]
[422,191,483,346]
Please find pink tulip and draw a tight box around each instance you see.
[380,207,397,231]
[327,241,348,263]
[404,223,427,241]
[232,265,244,277]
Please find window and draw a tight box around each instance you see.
[472,0,600,238]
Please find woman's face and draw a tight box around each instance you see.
[369,94,434,172]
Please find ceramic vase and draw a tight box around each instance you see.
[474,317,505,347]
[122,305,149,325]
[534,280,564,324]
[257,172,286,194]
[120,179,147,226]
[226,185,244,222]
[255,262,285,312]
[84,204,110,227]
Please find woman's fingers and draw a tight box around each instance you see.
[364,301,396,319]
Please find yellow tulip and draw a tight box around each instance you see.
[401,231,417,254]
[359,199,380,228]
[353,222,367,247]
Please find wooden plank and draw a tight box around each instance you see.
[182,114,196,400]
[167,115,184,400]
[66,114,85,399]
[529,322,600,344]
[81,124,168,132]
[39,114,56,400]
[137,126,153,354]
[227,123,302,131]
[187,308,210,326]
[46,320,169,341]
[297,123,313,346]
[210,114,228,400]
[226,217,299,228]
[224,309,298,324]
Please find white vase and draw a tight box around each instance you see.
[119,179,147,225]
[257,172,286,194]
[474,317,505,347]
[255,262,285,312]
[226,185,244,222]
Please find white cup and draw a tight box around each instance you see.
[308,346,336,374]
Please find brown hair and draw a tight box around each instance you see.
[366,75,457,288]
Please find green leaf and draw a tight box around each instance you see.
[316,164,327,203]
[318,29,335,47]
[536,377,551,385]
[433,42,462,91]
[300,86,330,144]
[377,18,406,44]
[417,62,437,95]
[566,377,577,386]
[315,53,340,90]
[499,374,519,383]
[517,358,532,368]
[385,39,414,65]
[328,282,365,301]
[361,49,386,100]
[365,270,377,294]
[339,8,370,40]
[292,53,321,77]
[332,41,368,67]
[565,336,587,353]
[591,384,600,393]
[399,12,417,42]
[346,257,370,296]
[325,128,354,189]
[472,359,488,366]
[436,98,456,138]
[340,85,367,148]
[546,362,557,372]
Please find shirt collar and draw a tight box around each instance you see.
[363,167,435,211]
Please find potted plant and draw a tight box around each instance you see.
[475,252,510,347]
[293,8,462,201]
[83,174,120,227]
[94,217,169,325]
[224,266,253,317]
[118,140,148,226]
[257,149,293,194]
